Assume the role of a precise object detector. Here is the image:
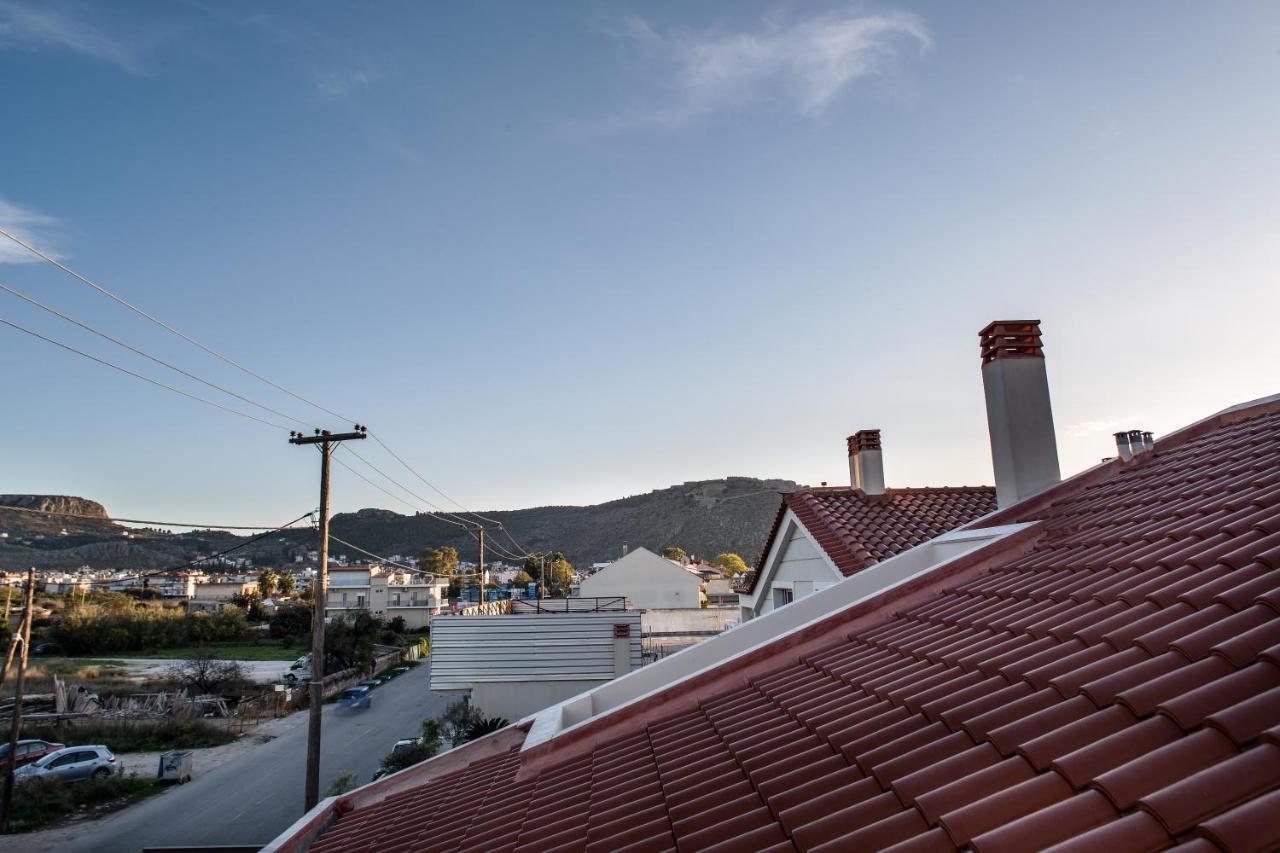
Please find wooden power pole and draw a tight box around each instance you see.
[1,567,36,831]
[476,526,485,603]
[289,426,366,812]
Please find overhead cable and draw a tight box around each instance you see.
[0,225,353,425]
[0,503,313,531]
[0,280,311,428]
[82,511,315,586]
[0,316,291,430]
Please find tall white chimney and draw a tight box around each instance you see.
[847,429,885,495]
[980,320,1061,508]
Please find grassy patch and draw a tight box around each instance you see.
[23,717,235,753]
[80,642,307,661]
[3,774,165,834]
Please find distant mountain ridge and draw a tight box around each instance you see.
[0,477,800,572]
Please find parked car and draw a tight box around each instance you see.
[0,739,65,768]
[357,679,381,691]
[283,654,311,684]
[15,746,118,783]
[336,686,371,710]
[31,642,61,656]
[391,737,420,753]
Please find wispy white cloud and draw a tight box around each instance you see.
[0,198,62,264]
[0,0,141,73]
[313,68,378,101]
[573,6,930,133]
[1063,417,1140,439]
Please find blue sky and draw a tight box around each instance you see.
[1,1,1277,528]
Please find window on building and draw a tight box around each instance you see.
[773,587,793,608]
[356,593,366,608]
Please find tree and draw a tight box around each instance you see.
[324,771,358,797]
[258,568,278,599]
[525,553,573,597]
[511,571,533,587]
[168,651,249,696]
[661,547,687,562]
[277,572,296,597]
[462,716,510,743]
[269,603,312,641]
[711,553,749,576]
[417,546,459,578]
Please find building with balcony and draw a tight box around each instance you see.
[326,565,447,629]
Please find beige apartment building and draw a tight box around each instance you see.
[325,565,447,629]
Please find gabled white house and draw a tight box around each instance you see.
[578,545,703,609]
[739,429,997,621]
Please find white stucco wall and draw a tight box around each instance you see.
[578,546,703,609]
[740,516,843,619]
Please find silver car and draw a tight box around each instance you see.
[15,745,118,783]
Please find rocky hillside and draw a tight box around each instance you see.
[0,477,800,572]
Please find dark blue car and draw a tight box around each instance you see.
[337,686,372,710]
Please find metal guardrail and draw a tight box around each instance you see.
[509,597,628,613]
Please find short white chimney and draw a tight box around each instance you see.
[1114,431,1134,462]
[980,320,1061,508]
[847,429,885,495]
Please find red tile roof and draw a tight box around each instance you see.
[740,486,998,593]
[298,398,1280,853]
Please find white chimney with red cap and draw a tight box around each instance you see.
[847,429,885,495]
[980,320,1061,508]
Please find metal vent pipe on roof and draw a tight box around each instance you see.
[1115,431,1134,463]
[979,320,1062,509]
[1142,431,1155,453]
[1128,429,1146,457]
[847,429,885,495]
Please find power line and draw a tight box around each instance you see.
[367,432,500,524]
[343,445,477,530]
[331,448,529,562]
[366,432,535,557]
[0,225,353,425]
[0,504,313,531]
[0,316,291,430]
[81,511,316,587]
[324,534,421,574]
[0,229,536,555]
[0,280,311,428]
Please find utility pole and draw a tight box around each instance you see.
[289,426,366,812]
[1,567,36,831]
[538,554,545,607]
[476,526,485,604]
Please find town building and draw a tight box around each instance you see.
[430,601,642,719]
[737,434,996,621]
[325,565,447,629]
[577,545,704,609]
[266,320,1280,853]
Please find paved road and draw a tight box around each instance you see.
[57,662,446,853]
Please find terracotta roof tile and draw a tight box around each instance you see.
[293,403,1280,853]
[1040,811,1173,853]
[1194,787,1280,853]
[1137,743,1280,835]
[744,486,997,592]
[969,789,1118,853]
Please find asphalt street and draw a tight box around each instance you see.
[58,661,447,853]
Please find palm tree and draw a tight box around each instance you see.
[258,568,278,599]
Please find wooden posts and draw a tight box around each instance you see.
[1,567,36,831]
